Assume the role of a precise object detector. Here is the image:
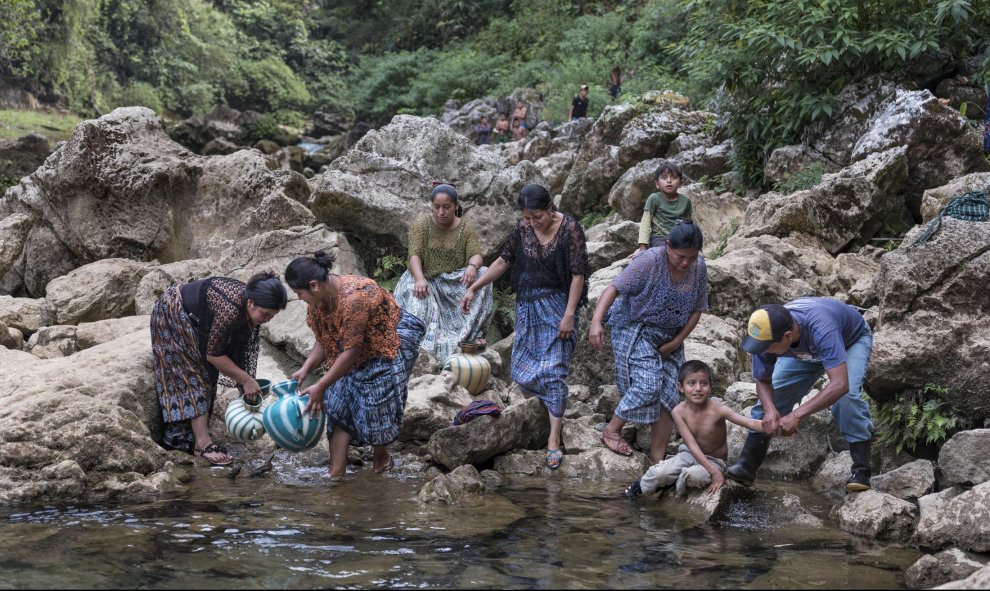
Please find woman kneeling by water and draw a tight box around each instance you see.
[286,251,426,476]
[392,183,493,364]
[460,184,588,471]
[151,272,287,465]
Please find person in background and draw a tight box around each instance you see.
[493,113,511,143]
[511,118,528,141]
[609,66,622,101]
[151,272,287,465]
[392,183,492,364]
[286,251,426,477]
[475,115,491,146]
[624,360,766,498]
[590,221,708,464]
[511,100,529,130]
[460,184,588,471]
[631,162,693,257]
[568,84,590,120]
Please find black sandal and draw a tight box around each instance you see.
[194,443,234,466]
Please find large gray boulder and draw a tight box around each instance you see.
[914,481,990,553]
[937,564,990,589]
[0,107,314,296]
[307,115,545,262]
[584,217,638,273]
[0,295,51,335]
[218,224,364,282]
[44,258,152,325]
[727,408,833,480]
[0,132,51,183]
[259,299,312,362]
[560,91,705,215]
[400,374,473,443]
[867,219,990,421]
[906,548,987,590]
[870,459,936,500]
[133,259,220,316]
[427,397,549,469]
[0,330,184,503]
[705,247,816,318]
[735,147,910,254]
[832,490,918,542]
[939,430,990,488]
[920,172,990,223]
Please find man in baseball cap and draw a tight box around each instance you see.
[729,297,874,492]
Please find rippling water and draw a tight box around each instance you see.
[0,455,919,589]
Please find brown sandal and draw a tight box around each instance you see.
[600,431,634,457]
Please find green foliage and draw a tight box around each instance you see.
[238,113,281,145]
[372,254,407,293]
[0,0,43,77]
[485,285,516,344]
[0,109,82,141]
[112,81,163,113]
[867,386,959,454]
[679,0,990,188]
[0,173,17,194]
[228,56,311,114]
[773,161,825,194]
[579,205,613,229]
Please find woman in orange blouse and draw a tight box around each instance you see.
[285,251,426,476]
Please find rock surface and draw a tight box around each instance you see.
[832,490,918,542]
[938,429,990,487]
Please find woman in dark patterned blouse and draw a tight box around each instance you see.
[286,251,426,477]
[460,184,589,470]
[151,272,288,465]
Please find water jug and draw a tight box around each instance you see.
[224,378,272,442]
[262,379,326,452]
[443,341,491,396]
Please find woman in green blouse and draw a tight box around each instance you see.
[393,184,494,363]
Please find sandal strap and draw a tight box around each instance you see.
[196,443,228,455]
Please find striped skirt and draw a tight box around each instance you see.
[323,310,426,447]
[392,268,493,364]
[511,290,577,418]
[150,285,214,452]
[610,316,684,425]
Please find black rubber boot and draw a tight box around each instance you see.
[847,440,872,492]
[726,432,771,486]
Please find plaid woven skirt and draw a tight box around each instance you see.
[323,310,426,447]
[150,285,215,452]
[610,316,683,425]
[511,290,577,418]
[393,268,493,364]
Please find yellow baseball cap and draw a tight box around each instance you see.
[741,304,793,354]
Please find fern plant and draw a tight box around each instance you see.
[867,385,959,454]
[372,253,406,292]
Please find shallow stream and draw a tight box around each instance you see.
[0,460,920,589]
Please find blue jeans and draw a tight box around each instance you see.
[750,330,873,443]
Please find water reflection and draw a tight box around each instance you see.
[0,470,919,589]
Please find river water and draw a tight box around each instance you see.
[0,455,920,589]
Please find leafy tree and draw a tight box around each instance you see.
[678,0,990,187]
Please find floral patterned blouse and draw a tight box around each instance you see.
[306,274,401,368]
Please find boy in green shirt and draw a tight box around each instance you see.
[631,163,692,257]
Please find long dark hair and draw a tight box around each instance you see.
[284,250,335,290]
[517,183,553,211]
[431,183,462,217]
[246,271,288,309]
[667,220,704,250]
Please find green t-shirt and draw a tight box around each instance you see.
[638,192,693,245]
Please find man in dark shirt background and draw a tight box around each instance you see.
[568,84,590,120]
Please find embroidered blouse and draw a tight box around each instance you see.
[407,214,482,278]
[610,246,708,329]
[306,274,402,368]
[499,213,589,305]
